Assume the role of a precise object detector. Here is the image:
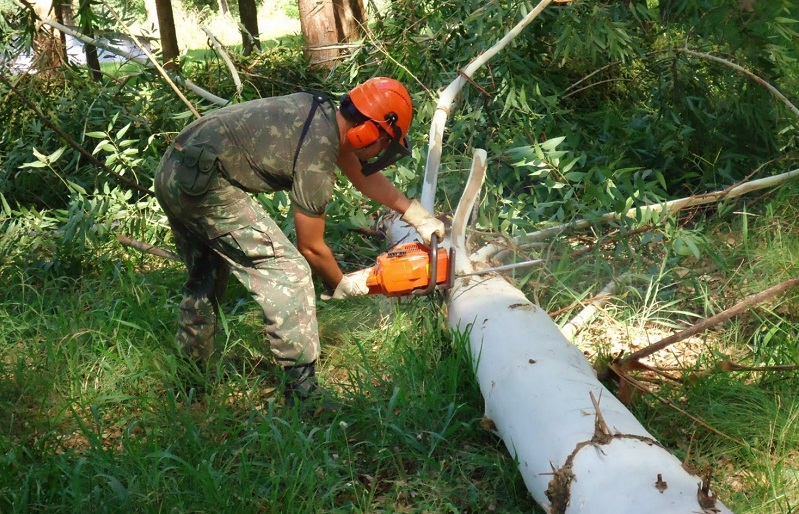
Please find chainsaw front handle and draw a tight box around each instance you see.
[412,234,439,296]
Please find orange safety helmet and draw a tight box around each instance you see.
[347,77,413,147]
[343,77,414,176]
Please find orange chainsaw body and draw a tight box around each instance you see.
[366,241,453,297]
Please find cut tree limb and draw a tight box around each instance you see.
[599,276,799,381]
[472,166,799,263]
[116,234,180,261]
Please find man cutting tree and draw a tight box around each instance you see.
[154,77,445,406]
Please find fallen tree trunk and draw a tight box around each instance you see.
[442,150,733,513]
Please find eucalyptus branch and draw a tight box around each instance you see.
[678,48,799,118]
[0,74,155,197]
[471,166,799,262]
[201,26,242,97]
[420,0,555,212]
[38,18,228,108]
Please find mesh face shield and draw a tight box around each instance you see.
[359,124,411,176]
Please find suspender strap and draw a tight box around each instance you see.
[293,92,332,173]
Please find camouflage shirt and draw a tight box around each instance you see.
[175,92,339,217]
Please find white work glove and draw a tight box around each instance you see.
[401,199,445,245]
[331,268,372,300]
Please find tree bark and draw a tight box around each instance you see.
[298,0,339,68]
[153,0,179,69]
[333,0,365,42]
[297,0,366,68]
[237,0,260,55]
[76,0,102,81]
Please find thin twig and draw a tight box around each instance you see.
[678,48,799,118]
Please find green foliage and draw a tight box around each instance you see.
[1,69,178,209]
[341,0,798,232]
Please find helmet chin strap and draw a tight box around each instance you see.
[359,125,411,176]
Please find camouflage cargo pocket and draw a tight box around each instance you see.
[216,222,277,269]
[175,145,218,196]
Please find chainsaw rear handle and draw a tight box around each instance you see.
[412,234,440,296]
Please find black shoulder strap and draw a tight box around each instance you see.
[293,91,333,173]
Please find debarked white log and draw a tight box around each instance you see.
[446,272,733,513]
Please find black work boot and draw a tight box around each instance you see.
[283,361,319,407]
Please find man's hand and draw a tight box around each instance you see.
[401,199,445,245]
[332,268,372,299]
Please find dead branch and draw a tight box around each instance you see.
[116,234,180,261]
[599,277,799,380]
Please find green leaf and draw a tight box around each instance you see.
[48,147,67,162]
[539,136,566,151]
[0,193,11,216]
[67,180,87,195]
[20,160,48,169]
[116,123,131,139]
[93,140,112,155]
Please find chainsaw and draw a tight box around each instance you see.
[349,234,547,298]
[364,234,455,297]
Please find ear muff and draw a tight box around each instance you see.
[346,121,382,149]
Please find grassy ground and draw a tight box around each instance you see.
[2,184,799,512]
[0,256,537,513]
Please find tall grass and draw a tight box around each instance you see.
[0,256,538,513]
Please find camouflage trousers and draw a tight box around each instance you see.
[153,145,320,367]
